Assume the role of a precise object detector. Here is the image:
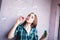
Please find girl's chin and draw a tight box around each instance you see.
[26,21,30,23]
[26,20,29,22]
[26,21,29,23]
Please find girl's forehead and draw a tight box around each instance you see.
[30,14,35,17]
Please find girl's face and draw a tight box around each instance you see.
[26,14,35,24]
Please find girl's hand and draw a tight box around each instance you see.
[16,16,24,24]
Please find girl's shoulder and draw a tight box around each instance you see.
[17,24,24,29]
[32,28,37,33]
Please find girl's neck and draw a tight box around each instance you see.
[25,23,31,28]
[24,23,31,35]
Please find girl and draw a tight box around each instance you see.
[8,12,38,40]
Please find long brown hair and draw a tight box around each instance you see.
[22,12,37,28]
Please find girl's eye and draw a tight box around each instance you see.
[32,16,33,19]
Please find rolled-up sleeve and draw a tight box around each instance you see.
[14,24,22,37]
[33,29,38,40]
[14,26,19,37]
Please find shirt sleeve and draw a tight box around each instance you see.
[33,29,38,40]
[14,24,22,37]
[14,26,19,37]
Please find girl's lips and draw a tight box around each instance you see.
[26,18,29,20]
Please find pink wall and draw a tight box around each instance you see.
[0,0,51,40]
[48,0,60,40]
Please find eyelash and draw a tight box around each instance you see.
[28,15,33,19]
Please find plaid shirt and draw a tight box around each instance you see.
[14,24,38,40]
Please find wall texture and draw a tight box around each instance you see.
[0,0,51,40]
[48,0,57,40]
[48,0,60,40]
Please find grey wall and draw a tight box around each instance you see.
[0,0,51,40]
[0,0,2,9]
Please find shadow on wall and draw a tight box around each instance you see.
[3,25,16,40]
[0,0,2,9]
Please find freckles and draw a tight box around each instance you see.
[31,19,33,22]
